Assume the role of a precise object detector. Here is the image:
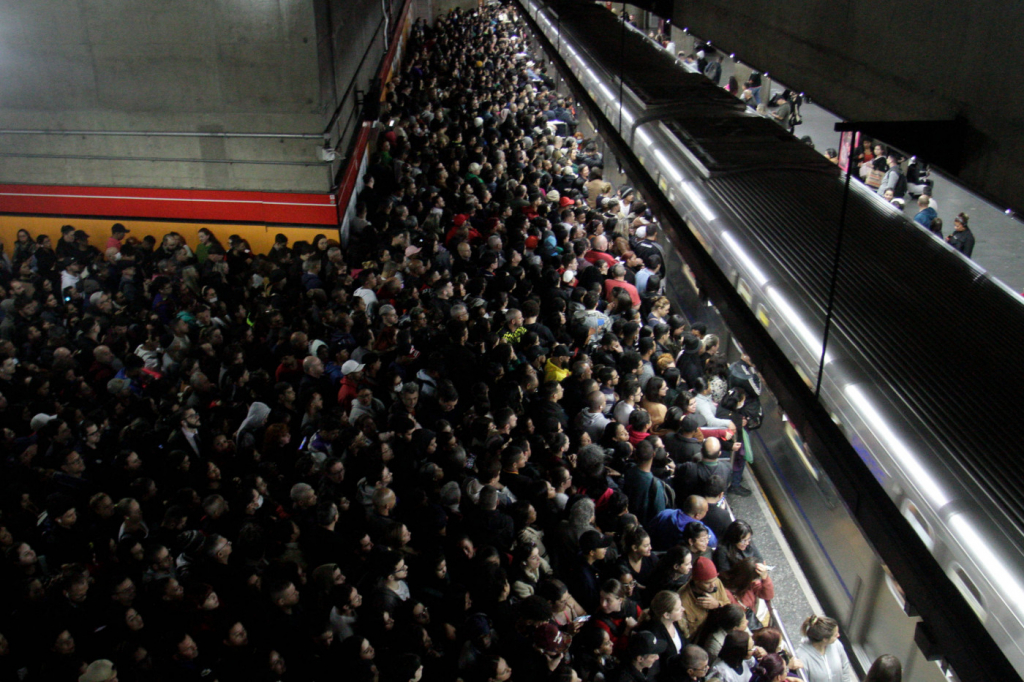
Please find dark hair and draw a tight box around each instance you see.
[864,654,903,682]
[722,520,753,548]
[801,614,839,642]
[682,521,708,544]
[647,546,691,590]
[598,579,627,601]
[749,653,788,682]
[720,557,761,595]
[718,630,751,669]
[752,627,783,654]
[702,604,746,638]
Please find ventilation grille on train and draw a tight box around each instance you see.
[707,172,1024,534]
[665,117,839,176]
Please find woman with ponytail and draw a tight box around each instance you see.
[795,615,854,682]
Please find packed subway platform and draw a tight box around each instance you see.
[0,5,912,682]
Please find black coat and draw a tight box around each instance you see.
[947,227,976,258]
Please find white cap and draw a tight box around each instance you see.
[31,413,56,432]
[341,360,365,376]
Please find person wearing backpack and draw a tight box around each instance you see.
[877,155,907,200]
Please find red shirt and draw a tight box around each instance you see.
[584,250,616,268]
[603,278,640,308]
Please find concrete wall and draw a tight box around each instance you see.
[317,0,392,187]
[437,0,479,14]
[671,0,1024,213]
[0,0,332,192]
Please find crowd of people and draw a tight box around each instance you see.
[0,5,904,682]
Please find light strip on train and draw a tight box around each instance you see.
[722,232,769,287]
[765,287,834,366]
[948,514,1024,621]
[843,384,951,508]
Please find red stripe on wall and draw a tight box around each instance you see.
[0,185,338,226]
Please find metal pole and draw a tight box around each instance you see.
[815,128,858,398]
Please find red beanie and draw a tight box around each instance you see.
[692,556,718,582]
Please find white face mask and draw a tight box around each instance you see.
[254,494,264,510]
[208,297,218,304]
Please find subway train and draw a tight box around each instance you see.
[512,1,1024,680]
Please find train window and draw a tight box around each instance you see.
[882,564,909,612]
[638,154,646,167]
[658,176,668,193]
[736,278,752,305]
[948,564,987,622]
[756,304,770,329]
[685,219,710,254]
[793,364,813,390]
[783,418,819,481]
[668,188,675,203]
[901,500,935,551]
[682,264,698,292]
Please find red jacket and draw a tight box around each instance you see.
[337,376,360,412]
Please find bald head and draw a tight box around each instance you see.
[682,495,708,520]
[93,345,113,364]
[702,437,721,460]
[302,355,323,377]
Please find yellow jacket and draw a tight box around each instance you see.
[545,359,571,384]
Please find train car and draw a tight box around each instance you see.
[514,1,1024,680]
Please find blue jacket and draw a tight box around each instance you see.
[646,509,718,552]
[914,206,937,230]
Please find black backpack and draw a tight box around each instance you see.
[893,170,908,198]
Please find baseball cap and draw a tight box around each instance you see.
[533,623,571,653]
[30,413,57,431]
[525,346,547,362]
[628,631,667,658]
[580,530,613,553]
[680,415,700,433]
[341,360,365,376]
[111,223,129,235]
[551,344,571,358]
[560,196,575,208]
